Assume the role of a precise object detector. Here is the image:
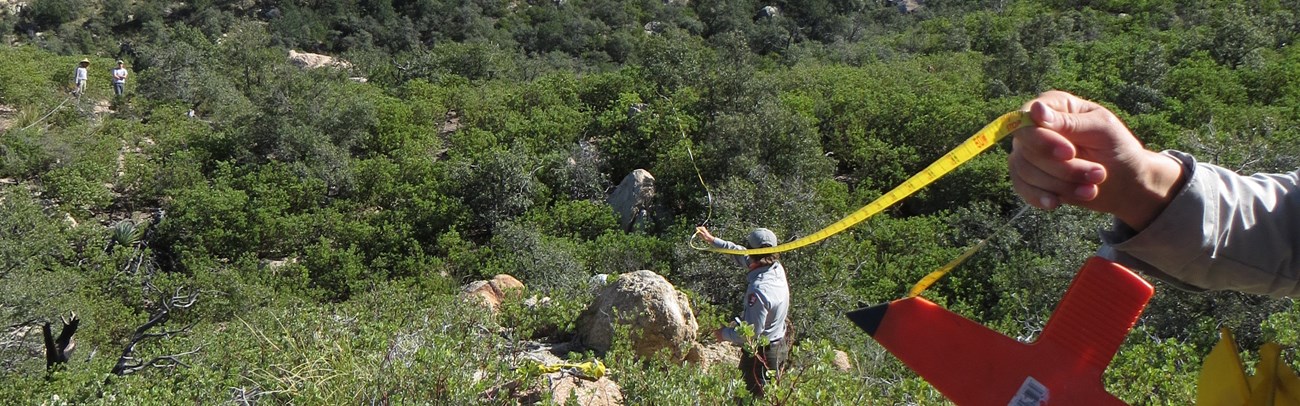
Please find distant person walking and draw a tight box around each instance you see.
[73,59,89,97]
[111,60,128,97]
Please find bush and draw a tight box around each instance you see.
[488,220,586,295]
[21,0,83,31]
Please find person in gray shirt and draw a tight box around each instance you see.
[1009,90,1300,297]
[696,226,791,398]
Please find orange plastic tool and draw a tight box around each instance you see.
[847,256,1153,405]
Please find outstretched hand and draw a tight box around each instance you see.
[695,226,715,244]
[1009,91,1185,230]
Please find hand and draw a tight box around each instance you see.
[695,226,715,244]
[1009,91,1185,230]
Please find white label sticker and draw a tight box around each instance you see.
[1008,376,1049,406]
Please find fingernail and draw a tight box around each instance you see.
[1039,196,1057,210]
[1075,185,1095,199]
[1085,168,1104,183]
[1039,105,1056,126]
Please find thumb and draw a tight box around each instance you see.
[1029,101,1063,131]
[1030,100,1116,141]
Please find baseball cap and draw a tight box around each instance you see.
[746,228,778,249]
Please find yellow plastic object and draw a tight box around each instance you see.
[1199,328,1253,405]
[697,111,1033,255]
[536,359,607,381]
[1196,328,1300,406]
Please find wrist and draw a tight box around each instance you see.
[1114,151,1186,231]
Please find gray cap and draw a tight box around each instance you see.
[746,228,778,249]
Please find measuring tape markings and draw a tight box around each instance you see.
[697,110,1033,256]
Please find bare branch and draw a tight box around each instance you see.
[170,288,199,309]
[3,318,41,331]
[111,287,201,376]
[113,346,202,375]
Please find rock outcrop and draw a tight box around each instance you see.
[552,375,623,406]
[892,0,923,13]
[685,341,741,370]
[460,274,526,312]
[575,270,698,360]
[607,170,655,232]
[287,50,351,70]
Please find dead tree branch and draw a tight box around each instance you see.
[110,285,200,376]
[43,312,79,369]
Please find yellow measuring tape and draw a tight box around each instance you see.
[906,205,1030,297]
[696,110,1033,255]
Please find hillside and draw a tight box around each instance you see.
[3,0,1300,403]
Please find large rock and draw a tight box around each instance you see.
[552,375,623,406]
[575,270,698,360]
[492,274,525,296]
[832,350,852,371]
[643,21,667,35]
[462,280,501,309]
[892,0,923,13]
[482,372,623,406]
[685,341,741,370]
[287,50,351,70]
[460,274,526,312]
[606,170,655,232]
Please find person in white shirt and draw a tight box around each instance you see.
[111,60,128,96]
[695,226,792,398]
[73,59,89,97]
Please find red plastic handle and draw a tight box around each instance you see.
[848,257,1153,405]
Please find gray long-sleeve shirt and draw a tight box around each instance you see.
[1099,150,1300,297]
[711,238,790,345]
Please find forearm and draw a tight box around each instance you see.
[711,238,750,268]
[1102,151,1300,297]
[718,326,743,345]
[720,305,770,345]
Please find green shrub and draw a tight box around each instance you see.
[42,165,112,218]
[0,127,58,178]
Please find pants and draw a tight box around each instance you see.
[113,82,124,96]
[74,81,85,97]
[739,338,790,398]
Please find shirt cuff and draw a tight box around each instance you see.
[719,327,742,345]
[1099,150,1213,289]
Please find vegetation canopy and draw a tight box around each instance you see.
[2,0,1300,403]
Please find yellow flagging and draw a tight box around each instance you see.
[697,110,1032,255]
[1196,328,1300,406]
[531,359,607,381]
